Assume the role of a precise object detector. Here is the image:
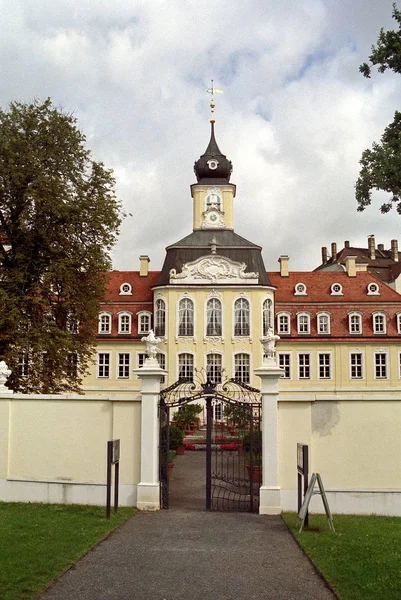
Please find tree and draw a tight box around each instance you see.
[0,99,124,393]
[356,4,401,213]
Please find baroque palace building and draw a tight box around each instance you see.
[83,121,401,400]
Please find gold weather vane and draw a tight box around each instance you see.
[206,79,223,123]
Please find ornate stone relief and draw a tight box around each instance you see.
[203,336,224,345]
[170,255,259,285]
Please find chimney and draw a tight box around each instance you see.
[344,240,350,248]
[139,255,150,277]
[391,239,399,262]
[378,243,384,251]
[321,247,328,265]
[331,242,337,260]
[345,255,357,277]
[368,235,375,260]
[278,255,289,277]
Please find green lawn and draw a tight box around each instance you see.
[282,512,401,600]
[0,502,135,600]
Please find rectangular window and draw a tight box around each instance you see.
[278,314,290,335]
[118,353,130,378]
[99,314,111,334]
[298,354,310,379]
[350,353,363,379]
[206,354,222,383]
[18,354,29,378]
[67,353,78,377]
[178,354,194,380]
[298,315,310,334]
[373,314,386,334]
[234,354,250,383]
[318,353,331,379]
[318,314,330,335]
[375,353,387,379]
[98,353,110,378]
[278,353,291,378]
[119,314,131,334]
[139,313,151,334]
[349,314,362,334]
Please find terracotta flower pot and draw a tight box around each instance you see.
[175,445,185,455]
[246,464,262,484]
[168,462,175,478]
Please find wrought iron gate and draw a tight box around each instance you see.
[159,374,262,512]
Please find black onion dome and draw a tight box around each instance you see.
[194,122,233,184]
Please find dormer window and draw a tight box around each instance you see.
[294,283,307,296]
[119,283,132,296]
[138,311,151,335]
[373,312,386,335]
[348,312,362,334]
[277,312,291,335]
[397,313,401,334]
[367,282,380,296]
[317,312,330,335]
[297,312,310,335]
[118,311,132,334]
[331,283,343,296]
[98,312,112,334]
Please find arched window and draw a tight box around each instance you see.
[118,312,132,334]
[262,298,273,336]
[178,353,194,380]
[373,312,386,335]
[178,298,194,336]
[234,353,250,383]
[98,312,112,334]
[206,298,222,336]
[234,298,250,336]
[155,299,166,337]
[206,353,222,383]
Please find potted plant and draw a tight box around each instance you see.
[243,431,262,484]
[168,449,176,478]
[172,404,203,434]
[169,424,185,455]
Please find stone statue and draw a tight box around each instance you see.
[141,330,162,364]
[0,360,11,391]
[261,328,280,364]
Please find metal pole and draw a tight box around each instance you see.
[106,441,112,520]
[206,397,212,510]
[114,460,119,514]
[303,445,309,527]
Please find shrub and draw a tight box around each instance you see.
[169,424,184,451]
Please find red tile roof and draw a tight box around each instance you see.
[268,271,401,303]
[102,271,160,303]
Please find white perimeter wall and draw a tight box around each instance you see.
[279,398,401,515]
[0,394,141,506]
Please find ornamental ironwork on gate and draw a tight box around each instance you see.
[159,372,262,512]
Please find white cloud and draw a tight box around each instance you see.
[0,0,400,273]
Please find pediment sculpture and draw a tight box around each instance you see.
[169,255,259,285]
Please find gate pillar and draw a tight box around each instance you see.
[135,357,166,511]
[254,361,283,515]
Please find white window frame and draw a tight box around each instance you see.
[262,297,273,336]
[117,352,131,379]
[397,313,401,335]
[67,352,79,377]
[97,352,111,378]
[367,282,380,296]
[234,353,251,384]
[294,283,307,296]
[318,352,332,380]
[297,353,311,379]
[278,353,291,379]
[155,298,166,337]
[374,351,388,379]
[118,311,132,335]
[348,312,362,335]
[233,297,251,337]
[18,353,29,378]
[206,297,223,337]
[178,352,195,380]
[297,312,311,335]
[138,311,152,335]
[373,312,386,335]
[177,296,195,337]
[98,311,112,335]
[206,352,223,383]
[66,313,79,334]
[317,312,330,335]
[119,282,132,296]
[349,352,364,380]
[398,352,401,379]
[277,312,291,335]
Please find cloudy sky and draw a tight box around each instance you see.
[1,0,400,273]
